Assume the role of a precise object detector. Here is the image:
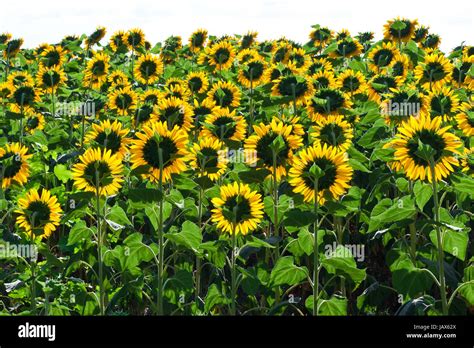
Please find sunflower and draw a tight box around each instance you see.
[206,40,236,70]
[309,26,333,47]
[72,148,124,196]
[161,83,192,101]
[287,48,311,73]
[367,74,402,103]
[421,34,441,51]
[271,74,314,105]
[0,143,32,189]
[310,70,337,90]
[460,148,474,176]
[24,113,45,133]
[108,86,138,116]
[238,57,268,88]
[305,87,352,121]
[109,30,128,53]
[384,115,462,182]
[108,70,129,88]
[130,121,188,183]
[244,118,303,180]
[134,53,164,85]
[336,69,367,95]
[189,29,208,52]
[206,81,241,108]
[307,57,333,75]
[462,46,474,64]
[186,71,209,94]
[211,182,264,236]
[3,38,23,59]
[380,86,426,125]
[424,86,460,122]
[383,18,418,42]
[84,52,110,89]
[156,97,194,132]
[0,82,13,104]
[85,26,107,48]
[125,28,146,51]
[414,53,453,91]
[39,45,67,68]
[391,54,411,84]
[241,31,258,49]
[310,115,354,152]
[141,89,161,106]
[192,98,216,123]
[288,144,353,205]
[263,64,298,85]
[0,32,12,45]
[36,65,67,93]
[335,29,351,41]
[413,26,429,43]
[236,48,261,64]
[200,107,247,142]
[7,71,35,88]
[455,101,474,137]
[329,38,363,59]
[368,41,400,73]
[84,120,130,159]
[15,188,62,241]
[271,41,293,64]
[10,85,42,114]
[275,114,305,137]
[189,138,228,181]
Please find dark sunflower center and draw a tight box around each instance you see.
[26,201,51,228]
[452,63,471,83]
[341,76,360,92]
[0,152,22,178]
[308,63,324,75]
[241,35,254,49]
[213,47,230,64]
[273,48,288,63]
[430,95,453,116]
[407,130,446,165]
[27,117,40,129]
[194,106,212,118]
[256,132,290,167]
[13,86,35,106]
[143,136,178,168]
[314,77,330,89]
[188,77,203,92]
[277,76,308,98]
[115,93,133,109]
[392,62,405,76]
[139,60,157,79]
[336,41,358,56]
[144,95,159,105]
[291,54,305,68]
[84,160,113,187]
[95,131,122,154]
[213,88,234,107]
[191,33,205,47]
[318,124,345,146]
[136,105,153,124]
[244,61,264,80]
[162,106,185,127]
[302,158,337,190]
[389,20,412,38]
[423,62,447,82]
[92,60,106,76]
[199,147,219,168]
[42,71,60,87]
[312,89,345,114]
[43,51,60,67]
[373,48,394,67]
[223,195,252,222]
[212,116,237,139]
[128,33,143,47]
[372,76,396,93]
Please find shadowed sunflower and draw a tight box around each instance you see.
[72,148,124,196]
[462,46,474,64]
[189,138,228,181]
[0,143,32,189]
[383,18,418,43]
[244,118,303,180]
[421,34,441,52]
[189,29,208,52]
[186,71,209,94]
[84,120,130,159]
[391,54,411,84]
[367,74,402,103]
[287,48,311,74]
[200,107,247,142]
[7,71,35,88]
[108,86,138,116]
[336,69,367,95]
[240,31,258,49]
[271,74,314,105]
[0,33,12,45]
[310,115,354,152]
[107,70,129,89]
[0,82,14,104]
[413,26,429,43]
[16,188,62,241]
[130,121,189,183]
[455,101,474,137]
[384,115,462,182]
[40,45,66,68]
[125,28,145,51]
[85,27,106,48]
[211,182,264,235]
[414,53,453,91]
[134,53,164,85]
[205,41,236,70]
[238,57,268,88]
[424,86,460,122]
[380,86,426,125]
[307,57,333,75]
[460,148,474,176]
[157,97,194,132]
[271,41,292,64]
[24,113,45,133]
[305,87,352,121]
[310,70,337,90]
[236,48,260,64]
[109,30,128,53]
[288,144,353,205]
[368,41,400,73]
[4,38,24,59]
[161,83,191,101]
[192,98,216,123]
[10,85,42,114]
[206,81,241,108]
[84,52,110,89]
[329,38,363,59]
[36,65,67,93]
[309,26,333,48]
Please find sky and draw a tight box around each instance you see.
[1,0,473,52]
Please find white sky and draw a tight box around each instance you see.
[1,0,473,52]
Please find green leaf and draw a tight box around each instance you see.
[283,209,318,229]
[165,221,202,252]
[204,284,229,313]
[54,164,73,183]
[321,245,366,287]
[305,295,347,315]
[67,221,93,246]
[145,203,172,231]
[127,188,162,203]
[269,256,308,287]
[238,168,271,184]
[451,174,474,198]
[413,181,432,210]
[368,196,415,233]
[106,205,132,231]
[429,229,468,261]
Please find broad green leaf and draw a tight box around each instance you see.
[269,256,308,287]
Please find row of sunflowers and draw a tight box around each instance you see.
[0,18,473,316]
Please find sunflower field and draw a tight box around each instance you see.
[0,18,473,317]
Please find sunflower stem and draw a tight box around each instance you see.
[408,180,417,262]
[95,188,105,316]
[157,147,165,315]
[230,230,237,315]
[312,178,319,316]
[272,149,281,305]
[429,159,448,315]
